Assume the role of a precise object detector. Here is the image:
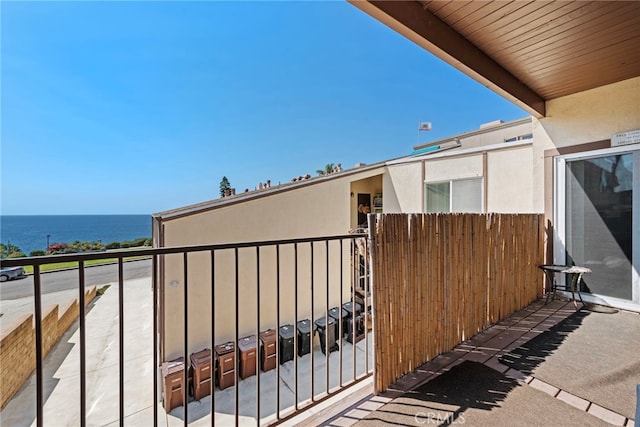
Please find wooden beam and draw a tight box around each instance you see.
[349,0,546,117]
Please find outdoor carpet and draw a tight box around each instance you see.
[499,309,640,420]
[355,361,606,426]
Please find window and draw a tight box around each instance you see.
[504,133,533,143]
[425,178,483,213]
[425,182,450,213]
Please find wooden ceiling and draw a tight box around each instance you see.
[349,1,640,117]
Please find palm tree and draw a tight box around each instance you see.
[316,163,335,176]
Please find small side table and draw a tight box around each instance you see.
[539,264,592,309]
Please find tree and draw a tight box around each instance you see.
[0,242,24,259]
[220,176,231,197]
[316,163,335,176]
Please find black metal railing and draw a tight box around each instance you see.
[1,233,373,426]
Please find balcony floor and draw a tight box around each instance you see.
[320,298,639,427]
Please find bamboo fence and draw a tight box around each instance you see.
[370,213,544,393]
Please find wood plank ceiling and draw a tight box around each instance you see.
[349,1,640,117]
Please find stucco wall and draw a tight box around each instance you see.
[383,163,422,213]
[532,76,640,212]
[486,145,534,213]
[425,154,483,182]
[164,178,350,245]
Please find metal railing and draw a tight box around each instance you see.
[1,233,373,426]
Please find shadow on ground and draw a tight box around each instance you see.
[356,361,515,426]
[499,309,589,375]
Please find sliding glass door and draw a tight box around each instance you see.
[556,148,639,310]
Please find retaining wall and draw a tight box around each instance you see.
[0,286,96,409]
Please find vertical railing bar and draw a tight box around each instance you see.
[364,235,369,374]
[118,257,125,427]
[310,242,314,402]
[182,253,188,427]
[367,215,375,377]
[234,248,239,427]
[33,265,44,427]
[325,240,329,395]
[256,246,260,427]
[210,250,216,427]
[339,239,343,387]
[276,244,281,419]
[352,239,356,381]
[293,243,299,411]
[78,260,87,427]
[152,255,159,427]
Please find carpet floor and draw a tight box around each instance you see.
[499,309,640,419]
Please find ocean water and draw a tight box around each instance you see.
[0,215,151,255]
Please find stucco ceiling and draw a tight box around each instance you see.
[349,1,640,117]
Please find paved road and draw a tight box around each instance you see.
[0,258,152,301]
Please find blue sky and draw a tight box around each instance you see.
[1,1,526,215]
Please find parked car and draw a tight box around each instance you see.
[0,266,26,282]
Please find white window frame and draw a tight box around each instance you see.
[424,177,484,214]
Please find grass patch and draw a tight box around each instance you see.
[22,255,151,274]
[96,285,111,296]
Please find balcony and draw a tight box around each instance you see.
[2,213,634,426]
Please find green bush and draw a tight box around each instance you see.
[105,242,120,249]
[30,250,46,256]
[119,237,148,248]
[131,237,147,247]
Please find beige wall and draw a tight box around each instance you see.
[486,145,534,213]
[425,154,483,182]
[532,76,640,212]
[160,170,381,360]
[164,178,350,246]
[383,163,422,213]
